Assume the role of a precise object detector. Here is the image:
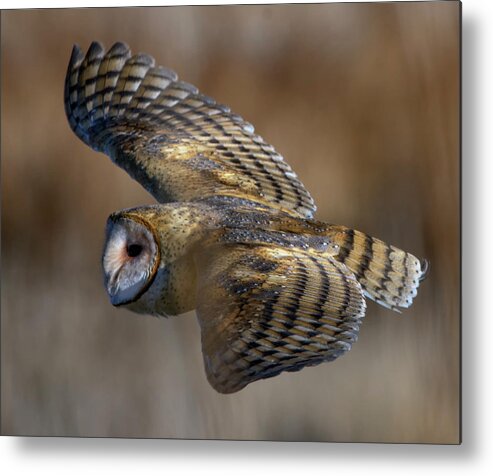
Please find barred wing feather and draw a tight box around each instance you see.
[195,244,366,393]
[65,41,316,218]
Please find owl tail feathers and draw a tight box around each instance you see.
[326,225,428,312]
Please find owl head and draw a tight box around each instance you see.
[101,204,211,316]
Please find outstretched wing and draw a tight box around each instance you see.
[65,41,316,218]
[195,244,366,394]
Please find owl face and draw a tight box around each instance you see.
[102,215,160,307]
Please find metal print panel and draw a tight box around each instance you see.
[1,1,460,443]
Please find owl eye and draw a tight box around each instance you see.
[127,243,143,258]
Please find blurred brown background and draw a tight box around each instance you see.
[1,2,460,443]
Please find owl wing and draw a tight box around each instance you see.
[194,243,366,394]
[65,41,316,218]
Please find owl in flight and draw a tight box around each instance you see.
[65,42,428,394]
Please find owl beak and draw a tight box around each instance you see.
[105,268,121,305]
[105,265,124,306]
[109,281,144,306]
[104,263,151,307]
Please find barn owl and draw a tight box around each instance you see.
[65,41,428,394]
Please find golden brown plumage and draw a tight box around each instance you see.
[65,42,428,394]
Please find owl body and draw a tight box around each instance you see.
[66,42,428,393]
[106,199,329,317]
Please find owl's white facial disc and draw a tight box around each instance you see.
[103,216,160,306]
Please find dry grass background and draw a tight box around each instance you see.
[1,2,460,443]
